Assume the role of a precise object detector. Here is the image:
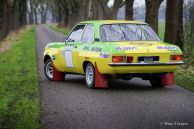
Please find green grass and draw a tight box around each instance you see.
[174,52,194,92]
[0,26,39,129]
[158,21,165,40]
[49,24,70,35]
[175,66,194,92]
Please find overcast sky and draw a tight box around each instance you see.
[108,0,145,8]
[109,0,188,8]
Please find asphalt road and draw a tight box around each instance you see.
[36,25,194,129]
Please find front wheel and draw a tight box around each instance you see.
[44,59,65,81]
[44,59,53,81]
[85,63,95,88]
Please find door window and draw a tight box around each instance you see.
[67,25,85,42]
[81,25,94,43]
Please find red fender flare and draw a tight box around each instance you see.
[52,63,65,81]
[162,72,174,86]
[95,63,108,88]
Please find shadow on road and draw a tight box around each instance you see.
[54,74,171,92]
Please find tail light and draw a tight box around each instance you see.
[127,56,133,63]
[112,56,133,63]
[170,55,182,61]
[112,56,125,63]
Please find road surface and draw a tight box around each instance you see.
[36,25,194,129]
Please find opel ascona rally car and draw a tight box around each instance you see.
[44,20,183,88]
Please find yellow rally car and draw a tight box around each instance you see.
[44,20,183,88]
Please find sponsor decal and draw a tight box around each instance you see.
[116,46,137,51]
[129,42,153,46]
[90,47,102,52]
[83,46,90,51]
[157,46,179,51]
[99,53,110,58]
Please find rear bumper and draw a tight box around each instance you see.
[97,61,183,74]
[108,61,184,66]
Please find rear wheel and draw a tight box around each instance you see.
[150,75,164,87]
[85,63,95,89]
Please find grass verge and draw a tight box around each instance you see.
[0,26,39,129]
[48,24,70,35]
[158,21,165,40]
[175,63,194,92]
[156,21,194,92]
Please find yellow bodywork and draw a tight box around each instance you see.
[44,41,182,75]
[44,20,183,75]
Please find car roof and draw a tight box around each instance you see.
[79,20,147,25]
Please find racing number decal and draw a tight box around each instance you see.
[62,46,74,68]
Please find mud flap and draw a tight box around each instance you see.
[52,63,64,81]
[161,72,174,86]
[95,63,108,88]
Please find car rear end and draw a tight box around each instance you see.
[96,21,183,87]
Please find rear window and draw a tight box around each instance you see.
[100,24,160,42]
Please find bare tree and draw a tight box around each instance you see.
[189,2,194,51]
[27,0,34,24]
[29,0,39,24]
[97,0,124,20]
[38,0,49,24]
[145,0,164,34]
[0,0,27,41]
[183,0,194,52]
[164,0,184,50]
[125,0,134,20]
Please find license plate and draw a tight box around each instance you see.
[144,57,154,63]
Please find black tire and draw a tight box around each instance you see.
[44,59,53,81]
[85,63,95,89]
[150,75,163,88]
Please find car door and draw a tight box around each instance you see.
[74,24,94,73]
[75,24,94,72]
[61,24,85,72]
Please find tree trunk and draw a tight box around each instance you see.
[2,0,9,37]
[176,0,184,50]
[34,9,38,24]
[88,0,92,19]
[0,0,27,41]
[98,0,123,20]
[19,0,27,27]
[78,0,89,21]
[28,12,34,24]
[0,0,8,39]
[190,2,194,51]
[91,0,103,20]
[145,0,164,34]
[28,0,34,24]
[125,0,134,20]
[164,0,184,50]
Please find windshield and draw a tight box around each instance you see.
[100,24,160,42]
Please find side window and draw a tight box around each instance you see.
[67,25,85,42]
[81,25,94,43]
